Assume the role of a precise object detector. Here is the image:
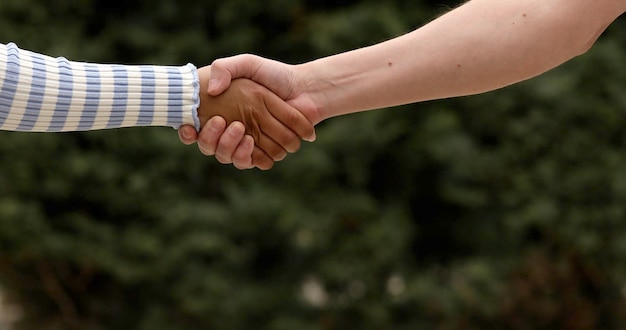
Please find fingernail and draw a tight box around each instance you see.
[208,118,224,132]
[305,132,317,142]
[208,79,219,93]
[209,119,218,131]
[182,130,191,140]
[230,122,245,135]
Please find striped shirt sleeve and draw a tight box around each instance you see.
[0,42,200,132]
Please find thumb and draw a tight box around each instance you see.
[207,66,232,96]
[178,125,199,145]
[208,54,264,96]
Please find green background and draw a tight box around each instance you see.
[1,1,626,329]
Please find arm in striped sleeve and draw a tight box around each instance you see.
[0,42,200,132]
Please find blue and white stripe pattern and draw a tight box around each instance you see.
[0,42,200,132]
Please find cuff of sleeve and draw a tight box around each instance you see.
[188,63,201,132]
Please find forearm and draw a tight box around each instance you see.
[0,43,199,132]
[304,0,625,120]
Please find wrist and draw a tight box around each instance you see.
[294,61,333,125]
[195,65,213,129]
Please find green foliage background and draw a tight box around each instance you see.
[1,1,626,329]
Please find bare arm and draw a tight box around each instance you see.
[181,0,626,168]
[303,0,626,120]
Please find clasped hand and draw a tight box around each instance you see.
[184,64,316,170]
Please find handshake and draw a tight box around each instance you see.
[5,1,620,171]
[180,56,326,171]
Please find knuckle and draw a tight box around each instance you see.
[240,53,258,64]
[197,132,215,148]
[210,56,228,68]
[243,82,264,99]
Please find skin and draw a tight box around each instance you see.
[181,0,626,169]
[191,66,316,170]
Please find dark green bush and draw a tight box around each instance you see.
[1,1,626,329]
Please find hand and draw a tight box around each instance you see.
[184,65,316,170]
[208,54,322,124]
[179,55,323,169]
[179,115,257,169]
[181,116,257,170]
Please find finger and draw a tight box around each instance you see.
[215,121,247,164]
[251,146,274,170]
[264,90,316,142]
[256,132,288,161]
[209,54,263,96]
[256,114,302,154]
[196,117,227,156]
[178,125,199,145]
[232,136,255,170]
[207,65,232,96]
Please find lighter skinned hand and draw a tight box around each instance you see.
[183,65,316,170]
[179,116,257,168]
